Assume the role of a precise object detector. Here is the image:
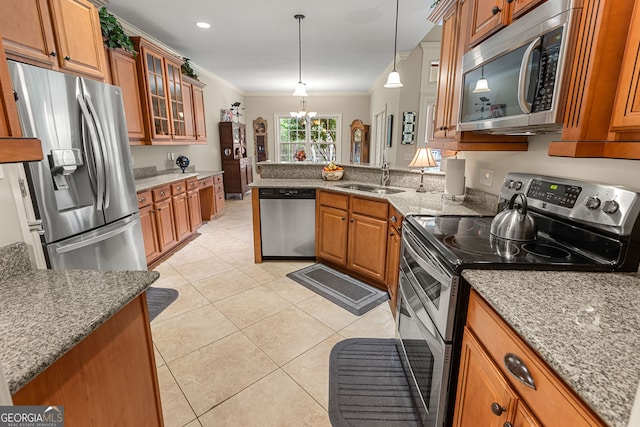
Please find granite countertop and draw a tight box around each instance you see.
[0,243,159,394]
[250,178,496,216]
[135,170,223,192]
[463,269,640,427]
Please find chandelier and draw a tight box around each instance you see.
[290,97,317,119]
[293,14,308,96]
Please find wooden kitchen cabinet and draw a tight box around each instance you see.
[428,0,528,152]
[131,36,190,145]
[385,206,403,314]
[13,293,164,426]
[137,190,161,263]
[316,190,389,287]
[468,0,546,47]
[171,180,190,241]
[548,1,638,160]
[0,0,106,80]
[106,48,145,144]
[455,290,605,426]
[182,75,207,144]
[186,177,202,231]
[152,186,179,254]
[198,173,225,221]
[220,122,252,199]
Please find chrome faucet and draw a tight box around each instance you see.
[380,161,390,187]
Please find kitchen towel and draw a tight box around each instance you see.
[445,158,466,195]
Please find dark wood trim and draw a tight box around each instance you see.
[0,138,43,163]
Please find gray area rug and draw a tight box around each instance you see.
[286,263,389,316]
[329,338,422,426]
[146,287,179,322]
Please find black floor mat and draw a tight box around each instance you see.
[329,338,422,426]
[145,287,179,322]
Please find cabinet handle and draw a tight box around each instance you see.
[49,51,57,57]
[390,215,397,222]
[341,217,346,221]
[177,186,182,190]
[159,191,165,196]
[506,0,514,3]
[504,423,513,427]
[390,232,395,236]
[64,55,71,61]
[139,197,146,203]
[349,219,354,223]
[504,353,536,389]
[492,6,501,15]
[491,402,506,416]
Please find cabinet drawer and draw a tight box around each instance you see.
[137,190,152,208]
[186,177,198,191]
[213,174,223,185]
[198,176,213,189]
[170,180,186,195]
[351,196,388,220]
[152,185,171,202]
[467,291,603,426]
[318,190,349,210]
[214,183,224,195]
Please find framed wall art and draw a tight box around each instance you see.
[402,111,416,144]
[386,114,393,147]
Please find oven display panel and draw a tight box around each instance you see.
[527,179,582,208]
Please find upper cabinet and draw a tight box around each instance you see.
[106,48,145,144]
[428,0,528,152]
[0,0,106,80]
[468,0,546,47]
[130,37,207,145]
[548,0,639,160]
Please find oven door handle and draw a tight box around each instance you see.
[403,230,452,286]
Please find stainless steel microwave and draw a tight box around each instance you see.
[458,0,582,135]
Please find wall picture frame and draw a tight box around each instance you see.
[402,111,416,145]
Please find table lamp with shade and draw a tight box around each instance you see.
[408,147,437,192]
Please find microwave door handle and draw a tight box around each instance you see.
[83,91,111,210]
[77,94,105,211]
[517,37,541,114]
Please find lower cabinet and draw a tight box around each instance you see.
[316,190,388,286]
[385,206,403,314]
[187,188,202,231]
[454,290,605,426]
[222,157,252,199]
[199,173,225,220]
[151,185,179,253]
[12,293,164,426]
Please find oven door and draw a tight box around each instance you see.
[401,224,459,341]
[397,271,451,427]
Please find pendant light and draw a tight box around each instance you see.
[289,97,317,119]
[473,66,491,93]
[384,0,403,88]
[293,14,308,96]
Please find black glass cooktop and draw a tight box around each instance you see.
[406,215,620,271]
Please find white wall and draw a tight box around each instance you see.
[244,94,370,164]
[0,166,24,245]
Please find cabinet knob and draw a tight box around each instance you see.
[506,0,514,3]
[64,55,71,61]
[177,186,182,190]
[349,219,354,223]
[504,423,513,427]
[160,191,165,196]
[390,232,395,236]
[390,215,397,222]
[491,402,506,416]
[139,197,146,203]
[341,217,346,221]
[492,6,501,15]
[49,51,57,57]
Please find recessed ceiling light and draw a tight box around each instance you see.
[195,21,211,29]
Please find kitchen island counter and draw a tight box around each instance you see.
[463,269,640,427]
[0,242,159,394]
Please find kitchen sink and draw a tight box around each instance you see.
[337,184,405,194]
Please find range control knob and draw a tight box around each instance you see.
[505,179,513,188]
[513,181,523,191]
[584,196,601,210]
[602,200,620,214]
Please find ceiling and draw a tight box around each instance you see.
[104,0,436,95]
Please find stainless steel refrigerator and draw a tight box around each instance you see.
[8,61,146,271]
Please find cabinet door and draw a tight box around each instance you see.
[510,0,546,19]
[385,225,401,312]
[172,193,190,241]
[240,164,248,190]
[182,79,196,140]
[611,4,640,133]
[192,84,207,141]
[434,2,459,138]
[165,60,186,139]
[317,205,349,266]
[139,204,160,263]
[0,0,57,68]
[48,0,105,80]
[245,162,253,185]
[468,0,509,47]
[154,198,178,252]
[513,401,542,427]
[453,328,517,427]
[108,49,145,143]
[347,213,388,282]
[187,189,202,231]
[141,48,171,141]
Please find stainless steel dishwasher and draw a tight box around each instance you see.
[258,188,316,259]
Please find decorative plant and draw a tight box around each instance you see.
[181,58,199,81]
[99,7,136,55]
[430,0,441,8]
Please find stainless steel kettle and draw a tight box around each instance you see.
[490,193,537,241]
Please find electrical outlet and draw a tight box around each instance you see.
[404,152,414,161]
[480,168,493,187]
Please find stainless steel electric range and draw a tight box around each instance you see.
[396,172,640,426]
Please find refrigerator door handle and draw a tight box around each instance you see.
[77,93,106,211]
[54,216,137,254]
[83,89,111,210]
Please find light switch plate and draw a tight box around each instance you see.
[480,168,493,187]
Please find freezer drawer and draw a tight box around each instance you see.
[259,189,316,259]
[46,214,147,271]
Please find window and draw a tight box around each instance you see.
[277,114,341,163]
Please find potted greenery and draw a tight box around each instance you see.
[99,7,136,55]
[181,58,199,81]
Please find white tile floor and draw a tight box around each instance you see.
[150,196,397,426]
